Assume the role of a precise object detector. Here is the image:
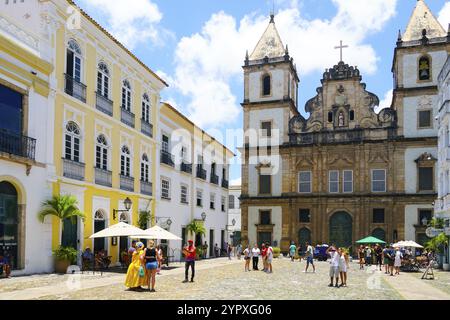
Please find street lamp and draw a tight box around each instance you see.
[201,212,207,221]
[113,197,132,220]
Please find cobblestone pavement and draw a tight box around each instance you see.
[21,258,405,300]
[410,269,450,296]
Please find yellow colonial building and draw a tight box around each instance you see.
[50,0,167,265]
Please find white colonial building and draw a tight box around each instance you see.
[435,55,450,262]
[0,0,56,274]
[157,103,234,260]
[227,185,241,246]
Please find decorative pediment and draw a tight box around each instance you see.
[322,61,361,83]
[415,153,437,165]
[327,153,353,166]
[295,156,314,169]
[377,108,397,127]
[368,151,389,164]
[289,115,307,134]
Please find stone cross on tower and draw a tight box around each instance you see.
[334,40,349,62]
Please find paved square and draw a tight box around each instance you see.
[2,257,449,300]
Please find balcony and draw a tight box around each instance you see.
[222,179,229,189]
[196,165,207,180]
[160,150,175,167]
[120,175,135,192]
[210,174,219,185]
[0,129,36,161]
[141,120,153,138]
[62,158,85,180]
[64,74,86,103]
[121,107,135,128]
[181,162,192,174]
[96,92,113,116]
[95,167,112,187]
[140,180,152,196]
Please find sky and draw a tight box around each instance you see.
[76,0,450,185]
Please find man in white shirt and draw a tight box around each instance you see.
[304,242,316,273]
[326,246,340,287]
[251,244,260,270]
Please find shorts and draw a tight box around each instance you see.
[146,262,158,270]
[267,258,273,264]
[329,266,339,278]
[388,260,395,267]
[339,265,347,273]
[244,257,251,261]
[307,256,314,264]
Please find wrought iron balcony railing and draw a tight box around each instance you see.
[222,179,229,189]
[210,174,219,185]
[141,120,153,138]
[64,74,86,103]
[96,92,113,116]
[180,162,192,174]
[62,158,85,181]
[196,165,207,180]
[121,107,135,128]
[95,167,112,187]
[0,129,36,160]
[120,174,135,192]
[140,180,152,196]
[160,150,175,167]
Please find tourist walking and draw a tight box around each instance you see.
[252,244,260,270]
[183,240,196,283]
[289,242,297,262]
[236,243,242,260]
[394,248,403,275]
[382,245,389,274]
[358,245,365,270]
[304,242,315,273]
[385,244,395,276]
[202,241,208,259]
[124,242,147,291]
[326,246,340,288]
[266,242,273,273]
[365,246,372,266]
[243,245,251,271]
[227,243,232,260]
[339,248,349,287]
[261,243,267,272]
[375,244,383,271]
[144,240,159,292]
[214,243,219,257]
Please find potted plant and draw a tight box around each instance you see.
[37,195,85,272]
[273,247,281,258]
[426,233,449,270]
[53,246,78,274]
[186,220,206,245]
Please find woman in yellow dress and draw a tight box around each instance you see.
[124,242,148,290]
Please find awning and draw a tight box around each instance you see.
[88,222,146,239]
[356,236,386,244]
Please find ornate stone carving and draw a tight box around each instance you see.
[322,61,361,83]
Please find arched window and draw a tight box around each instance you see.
[96,135,108,170]
[142,93,151,123]
[349,110,355,121]
[94,209,105,221]
[94,209,106,253]
[67,39,82,82]
[372,228,386,242]
[122,80,132,111]
[262,74,271,96]
[328,112,333,123]
[65,121,81,162]
[119,212,129,223]
[121,145,131,177]
[141,153,150,182]
[97,62,110,98]
[418,56,431,81]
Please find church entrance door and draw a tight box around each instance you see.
[329,212,352,248]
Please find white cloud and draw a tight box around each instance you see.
[77,0,169,49]
[375,89,393,114]
[438,2,450,29]
[230,177,242,187]
[169,0,398,129]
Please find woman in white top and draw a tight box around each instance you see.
[251,245,260,270]
[338,248,349,287]
[394,248,403,275]
[243,245,251,272]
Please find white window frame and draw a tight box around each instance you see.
[141,153,150,182]
[343,170,353,193]
[97,62,110,98]
[67,39,83,82]
[329,170,339,193]
[221,196,226,212]
[122,80,132,111]
[228,195,235,209]
[65,121,81,162]
[142,93,151,123]
[95,134,109,170]
[298,171,312,193]
[371,169,387,193]
[120,145,131,177]
[162,134,170,153]
[181,184,188,204]
[161,178,171,200]
[196,189,203,207]
[210,193,216,210]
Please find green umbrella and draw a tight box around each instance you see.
[356,236,386,244]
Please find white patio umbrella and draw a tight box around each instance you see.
[403,240,424,248]
[88,222,146,239]
[392,241,407,248]
[133,225,182,240]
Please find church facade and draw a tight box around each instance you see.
[241,0,448,253]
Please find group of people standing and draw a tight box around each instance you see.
[358,244,403,276]
[327,246,349,288]
[124,240,164,292]
[242,243,274,273]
